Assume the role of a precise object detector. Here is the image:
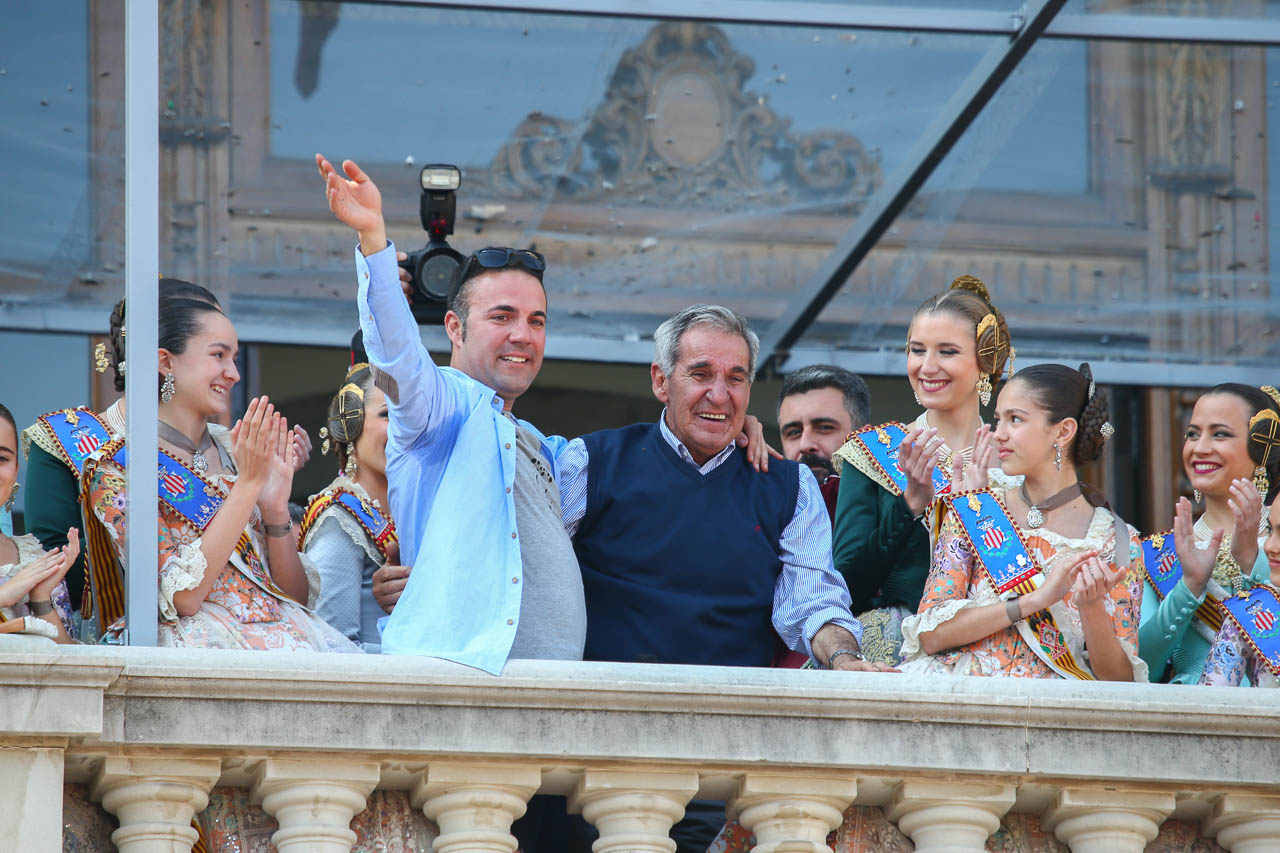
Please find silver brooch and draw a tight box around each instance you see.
[1100,421,1115,440]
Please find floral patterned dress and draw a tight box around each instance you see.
[84,427,359,653]
[1199,620,1280,687]
[899,498,1146,682]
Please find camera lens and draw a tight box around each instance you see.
[421,252,460,301]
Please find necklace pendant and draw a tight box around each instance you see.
[191,450,208,474]
[1026,506,1044,528]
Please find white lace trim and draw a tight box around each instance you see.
[1012,503,1115,552]
[158,538,209,622]
[900,597,988,661]
[303,476,387,567]
[298,551,322,611]
[101,399,126,436]
[0,534,47,581]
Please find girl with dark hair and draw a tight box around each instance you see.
[21,279,223,637]
[81,298,355,651]
[829,274,1015,665]
[1142,384,1279,684]
[899,363,1145,682]
[0,402,79,643]
[299,363,409,651]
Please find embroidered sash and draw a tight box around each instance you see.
[300,488,398,562]
[834,421,951,498]
[24,408,114,476]
[1139,531,1226,633]
[79,439,130,628]
[946,488,1096,681]
[1219,584,1280,677]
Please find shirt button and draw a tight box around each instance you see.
[511,532,517,539]
[512,577,519,584]
[505,443,512,449]
[506,487,512,493]
[507,619,514,626]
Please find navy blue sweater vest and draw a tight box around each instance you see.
[575,422,800,667]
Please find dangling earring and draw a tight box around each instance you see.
[160,372,176,403]
[1053,444,1062,471]
[976,373,992,407]
[345,443,358,479]
[3,482,17,512]
[913,389,921,406]
[1254,465,1270,497]
[1193,489,1202,503]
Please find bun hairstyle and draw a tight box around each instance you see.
[321,363,375,474]
[910,275,1014,381]
[1206,382,1280,504]
[1012,362,1113,467]
[105,278,221,392]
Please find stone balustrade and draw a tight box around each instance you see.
[1,637,1278,853]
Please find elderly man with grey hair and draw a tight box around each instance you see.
[556,304,883,852]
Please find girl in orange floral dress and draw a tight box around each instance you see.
[899,362,1145,682]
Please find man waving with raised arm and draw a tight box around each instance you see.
[317,154,587,673]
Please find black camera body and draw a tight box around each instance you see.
[399,164,465,325]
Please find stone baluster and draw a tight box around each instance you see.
[250,759,381,853]
[0,746,65,853]
[885,780,1016,853]
[91,755,221,853]
[726,771,857,853]
[1203,794,1280,853]
[411,762,541,853]
[568,768,700,853]
[1040,788,1174,853]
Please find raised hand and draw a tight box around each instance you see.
[898,427,942,517]
[954,425,994,491]
[736,415,782,473]
[0,547,70,610]
[1029,549,1097,611]
[1071,555,1126,608]
[315,154,386,250]
[1228,477,1263,571]
[1173,496,1219,597]
[30,528,79,602]
[232,397,276,491]
[290,425,313,473]
[257,411,296,518]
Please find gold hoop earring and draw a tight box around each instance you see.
[160,372,176,403]
[976,373,992,407]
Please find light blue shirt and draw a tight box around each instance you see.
[558,411,863,660]
[356,243,567,674]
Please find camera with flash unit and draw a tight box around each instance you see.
[399,164,465,325]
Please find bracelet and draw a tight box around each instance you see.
[827,648,864,669]
[1004,596,1022,624]
[28,599,55,616]
[263,519,293,538]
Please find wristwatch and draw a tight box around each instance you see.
[827,648,864,669]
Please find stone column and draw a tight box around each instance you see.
[91,755,221,853]
[1203,793,1280,853]
[0,747,65,853]
[884,780,1016,853]
[1040,788,1174,853]
[250,758,381,853]
[726,771,857,853]
[411,762,541,853]
[568,768,700,853]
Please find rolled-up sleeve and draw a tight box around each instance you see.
[772,466,862,659]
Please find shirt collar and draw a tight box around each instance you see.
[657,408,737,473]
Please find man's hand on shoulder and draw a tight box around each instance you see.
[316,153,388,256]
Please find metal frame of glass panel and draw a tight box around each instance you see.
[122,0,1280,642]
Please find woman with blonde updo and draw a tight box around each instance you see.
[829,274,1015,665]
[301,364,407,652]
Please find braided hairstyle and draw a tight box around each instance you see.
[107,278,221,392]
[1012,362,1111,468]
[910,274,1012,381]
[1203,383,1280,504]
[323,364,375,472]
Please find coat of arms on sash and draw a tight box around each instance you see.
[838,421,951,498]
[1219,584,1280,676]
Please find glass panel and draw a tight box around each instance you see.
[1065,0,1280,19]
[802,35,1279,384]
